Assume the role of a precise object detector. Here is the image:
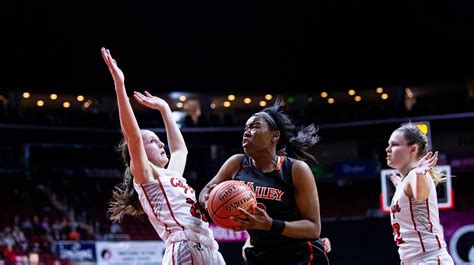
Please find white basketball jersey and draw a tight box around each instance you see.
[133,166,213,242]
[390,172,447,262]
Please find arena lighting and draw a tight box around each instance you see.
[376,87,384,93]
[401,120,432,149]
[348,89,356,96]
[243,97,251,104]
[381,93,389,100]
[259,101,267,107]
[354,95,362,102]
[50,94,58,100]
[210,103,216,109]
[77,95,85,102]
[320,92,328,98]
[36,100,44,107]
[327,98,335,104]
[264,94,272,100]
[179,95,187,102]
[227,95,236,101]
[22,92,31,99]
[63,102,71,108]
[176,102,183,108]
[223,101,231,107]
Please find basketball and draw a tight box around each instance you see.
[207,180,257,229]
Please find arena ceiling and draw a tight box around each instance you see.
[1,1,474,94]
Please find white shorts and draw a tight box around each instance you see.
[163,240,226,265]
[163,230,225,265]
[401,250,454,265]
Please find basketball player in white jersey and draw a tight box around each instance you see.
[386,124,453,264]
[101,48,225,265]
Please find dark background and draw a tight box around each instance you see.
[2,1,474,94]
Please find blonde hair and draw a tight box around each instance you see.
[396,124,445,184]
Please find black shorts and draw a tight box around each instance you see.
[244,239,329,265]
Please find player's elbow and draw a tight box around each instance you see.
[308,221,321,239]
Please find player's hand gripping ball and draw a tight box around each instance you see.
[207,180,257,229]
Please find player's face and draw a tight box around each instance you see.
[242,116,274,155]
[141,130,168,167]
[386,130,413,170]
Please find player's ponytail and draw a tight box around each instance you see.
[108,138,145,222]
[396,124,445,184]
[254,98,320,162]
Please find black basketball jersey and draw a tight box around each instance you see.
[233,154,312,248]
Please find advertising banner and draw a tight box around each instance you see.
[95,241,165,265]
[55,241,96,262]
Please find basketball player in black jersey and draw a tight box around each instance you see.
[199,99,329,264]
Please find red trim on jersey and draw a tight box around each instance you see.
[172,242,176,265]
[275,156,285,171]
[306,241,313,264]
[140,184,174,235]
[409,199,426,252]
[435,234,441,249]
[140,185,168,232]
[426,198,442,249]
[437,255,440,265]
[142,179,185,231]
[425,199,434,233]
[156,178,185,230]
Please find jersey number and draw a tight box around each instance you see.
[391,223,405,245]
[186,198,208,222]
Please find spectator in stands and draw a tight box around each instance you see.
[109,223,121,234]
[386,124,453,264]
[1,227,15,247]
[3,242,17,265]
[101,48,225,264]
[67,227,80,241]
[20,217,32,233]
[31,216,44,236]
[50,219,62,240]
[40,217,50,234]
[11,226,27,251]
[199,99,328,264]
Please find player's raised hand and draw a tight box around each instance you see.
[415,151,438,176]
[133,91,169,112]
[101,47,125,86]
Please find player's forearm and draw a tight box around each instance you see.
[198,185,210,208]
[279,219,321,239]
[413,172,430,202]
[115,85,141,140]
[160,104,187,154]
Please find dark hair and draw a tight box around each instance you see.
[108,138,145,222]
[396,124,444,183]
[253,98,320,162]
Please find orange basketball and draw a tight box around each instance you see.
[207,180,257,229]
